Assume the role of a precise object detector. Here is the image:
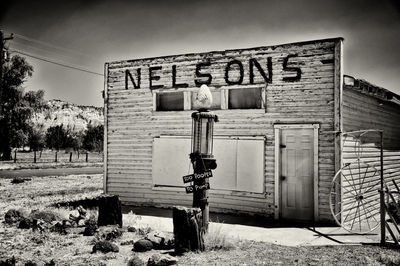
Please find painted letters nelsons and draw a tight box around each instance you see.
[124,54,301,90]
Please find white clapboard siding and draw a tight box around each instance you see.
[105,38,343,220]
[343,88,400,148]
[340,136,400,224]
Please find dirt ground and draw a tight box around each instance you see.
[1,174,399,266]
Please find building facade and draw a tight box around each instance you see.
[104,37,400,223]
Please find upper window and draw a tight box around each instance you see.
[156,92,184,111]
[228,88,262,109]
[154,87,264,111]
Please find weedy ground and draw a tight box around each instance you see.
[0,174,399,265]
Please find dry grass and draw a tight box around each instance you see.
[1,174,400,265]
[0,174,114,265]
[205,223,235,251]
[0,174,169,265]
[179,241,400,265]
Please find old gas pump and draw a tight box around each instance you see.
[174,86,218,252]
[189,85,218,231]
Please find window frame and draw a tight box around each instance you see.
[151,135,266,196]
[152,86,265,112]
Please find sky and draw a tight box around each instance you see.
[0,0,399,107]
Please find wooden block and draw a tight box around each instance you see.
[172,206,204,253]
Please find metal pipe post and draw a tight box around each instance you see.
[380,131,385,245]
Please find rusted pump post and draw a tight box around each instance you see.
[190,110,218,232]
[175,85,218,253]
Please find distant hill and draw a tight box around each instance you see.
[31,99,104,133]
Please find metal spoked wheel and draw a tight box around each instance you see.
[329,160,381,234]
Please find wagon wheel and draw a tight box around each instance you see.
[329,160,381,234]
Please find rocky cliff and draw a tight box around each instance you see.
[31,99,104,133]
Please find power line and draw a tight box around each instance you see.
[9,32,94,59]
[9,49,104,77]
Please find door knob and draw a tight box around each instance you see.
[281,176,286,181]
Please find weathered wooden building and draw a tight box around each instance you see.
[104,37,400,223]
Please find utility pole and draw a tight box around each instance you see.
[0,30,14,109]
[0,30,14,160]
[0,30,4,103]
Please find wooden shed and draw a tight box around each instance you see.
[103,37,400,223]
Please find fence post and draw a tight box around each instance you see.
[55,151,58,163]
[13,150,17,163]
[69,152,72,162]
[86,152,88,163]
[34,151,36,163]
[380,131,385,245]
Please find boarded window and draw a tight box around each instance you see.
[152,136,264,193]
[191,90,221,110]
[211,138,264,193]
[228,88,262,109]
[156,92,184,111]
[152,137,190,187]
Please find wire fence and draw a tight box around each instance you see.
[6,150,103,164]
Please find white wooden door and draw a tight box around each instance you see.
[280,128,314,221]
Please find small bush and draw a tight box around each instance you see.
[127,254,145,266]
[204,224,235,251]
[124,211,142,226]
[30,209,61,223]
[11,177,30,184]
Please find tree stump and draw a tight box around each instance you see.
[97,195,122,227]
[173,206,204,253]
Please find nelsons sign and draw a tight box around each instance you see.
[124,54,303,90]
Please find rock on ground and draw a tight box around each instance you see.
[101,226,124,241]
[147,254,178,266]
[18,217,33,229]
[127,226,137,233]
[92,240,119,253]
[0,256,16,266]
[145,231,174,250]
[4,209,26,224]
[133,239,153,252]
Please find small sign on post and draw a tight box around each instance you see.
[185,182,210,194]
[182,170,213,183]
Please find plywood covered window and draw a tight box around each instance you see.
[152,136,264,193]
[156,91,184,111]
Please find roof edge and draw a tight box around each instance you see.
[344,74,400,105]
[107,37,344,65]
